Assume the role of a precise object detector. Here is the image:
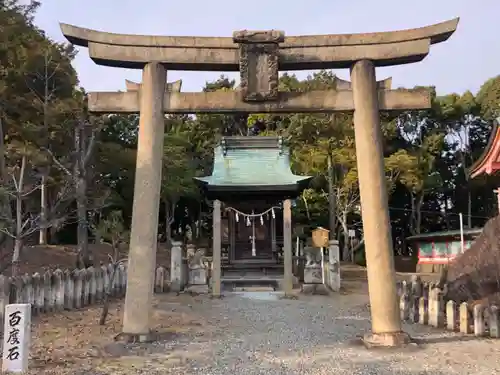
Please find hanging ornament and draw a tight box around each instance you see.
[271,207,275,219]
[246,216,251,226]
[260,215,264,225]
[235,212,239,222]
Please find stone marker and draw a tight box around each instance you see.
[170,241,183,293]
[328,240,341,291]
[2,304,31,373]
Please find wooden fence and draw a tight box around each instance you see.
[397,276,500,338]
[0,264,171,325]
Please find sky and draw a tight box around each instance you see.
[32,0,498,96]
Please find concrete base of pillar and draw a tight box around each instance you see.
[362,331,412,348]
[170,280,182,293]
[277,276,299,291]
[301,283,330,295]
[114,331,156,344]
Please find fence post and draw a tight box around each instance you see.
[418,297,428,325]
[459,302,472,334]
[446,300,456,331]
[73,269,83,309]
[490,305,500,338]
[473,304,486,337]
[399,281,410,321]
[53,269,64,312]
[88,267,97,304]
[0,275,10,327]
[32,273,43,314]
[63,269,73,309]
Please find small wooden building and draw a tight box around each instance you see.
[194,136,311,281]
[406,228,483,273]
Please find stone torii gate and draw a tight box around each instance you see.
[60,18,458,347]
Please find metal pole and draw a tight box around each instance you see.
[459,212,464,254]
[320,247,325,285]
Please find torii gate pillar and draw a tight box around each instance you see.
[121,62,166,340]
[351,60,408,346]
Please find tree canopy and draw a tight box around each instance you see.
[1,1,499,271]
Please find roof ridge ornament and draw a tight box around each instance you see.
[221,137,227,156]
[278,136,284,155]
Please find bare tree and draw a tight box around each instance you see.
[23,47,70,245]
[0,141,77,275]
[92,210,128,326]
[47,115,105,268]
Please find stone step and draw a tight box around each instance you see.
[223,263,283,269]
[221,275,282,292]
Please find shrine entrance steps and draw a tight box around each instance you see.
[221,262,285,291]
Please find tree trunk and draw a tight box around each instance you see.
[327,155,337,239]
[39,62,50,246]
[76,174,89,268]
[73,121,95,268]
[12,155,27,276]
[467,186,472,228]
[39,172,48,244]
[164,201,172,247]
[410,192,424,235]
[12,238,22,277]
[340,212,350,261]
[0,116,13,252]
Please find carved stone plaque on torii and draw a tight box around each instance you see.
[60,18,459,347]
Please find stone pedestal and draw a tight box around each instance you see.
[170,241,183,292]
[304,266,322,284]
[187,248,209,294]
[301,246,328,294]
[189,268,207,285]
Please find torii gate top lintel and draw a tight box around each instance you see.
[60,18,459,71]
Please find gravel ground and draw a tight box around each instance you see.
[91,286,500,375]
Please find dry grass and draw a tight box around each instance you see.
[1,293,210,374]
[1,243,171,276]
[0,263,443,374]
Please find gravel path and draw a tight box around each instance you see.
[101,288,500,375]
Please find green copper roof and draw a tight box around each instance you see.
[195,136,312,188]
[406,228,483,241]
